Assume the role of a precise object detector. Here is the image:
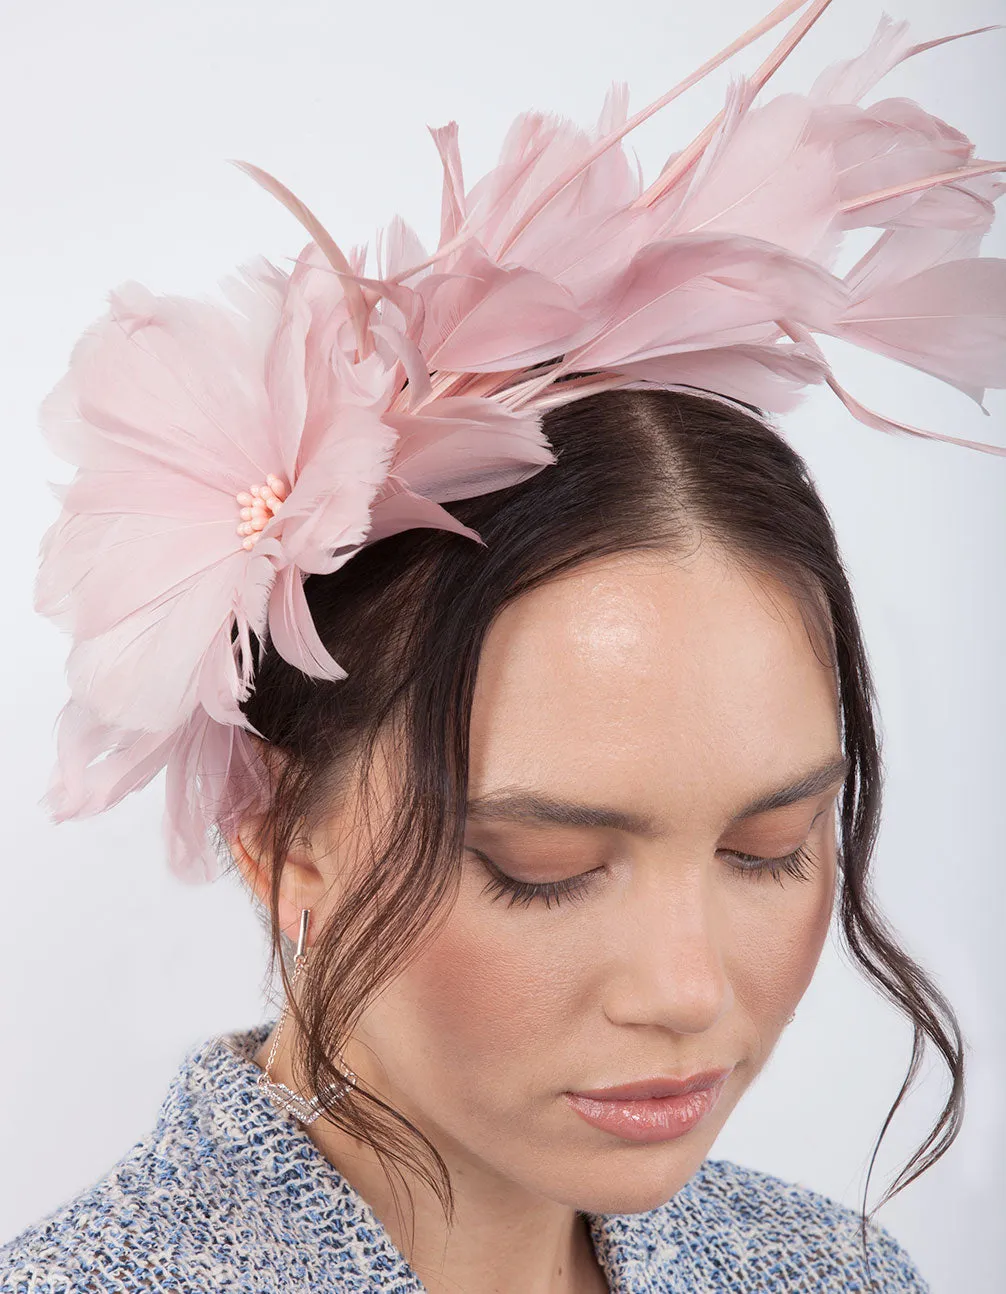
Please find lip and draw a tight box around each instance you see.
[563,1068,731,1144]
[572,1070,729,1101]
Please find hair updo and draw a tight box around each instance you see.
[235,386,963,1234]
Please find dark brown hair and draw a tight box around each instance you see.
[235,386,963,1247]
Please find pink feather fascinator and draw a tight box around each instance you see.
[35,0,1006,881]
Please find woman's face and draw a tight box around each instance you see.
[322,544,844,1213]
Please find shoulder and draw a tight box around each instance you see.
[0,1138,167,1293]
[1,1024,429,1294]
[0,1130,236,1294]
[604,1158,930,1292]
[0,1032,269,1294]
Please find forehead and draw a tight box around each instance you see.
[468,547,840,823]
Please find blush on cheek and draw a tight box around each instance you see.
[725,851,836,1053]
[375,897,578,1095]
[785,874,833,1002]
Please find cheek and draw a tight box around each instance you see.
[726,848,836,1029]
[362,876,590,1093]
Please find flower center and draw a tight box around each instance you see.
[235,473,289,550]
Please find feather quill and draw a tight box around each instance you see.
[228,159,373,358]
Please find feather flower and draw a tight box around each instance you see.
[36,240,553,877]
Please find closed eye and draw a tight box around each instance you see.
[722,842,817,884]
[471,849,601,909]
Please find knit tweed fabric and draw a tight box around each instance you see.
[0,1024,928,1292]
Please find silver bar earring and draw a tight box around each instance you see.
[256,907,358,1125]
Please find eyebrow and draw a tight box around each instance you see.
[465,754,851,836]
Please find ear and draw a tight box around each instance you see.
[228,814,329,949]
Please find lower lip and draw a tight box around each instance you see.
[563,1078,727,1143]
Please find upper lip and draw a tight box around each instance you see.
[569,1069,731,1101]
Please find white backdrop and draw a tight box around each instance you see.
[1,1,1003,1290]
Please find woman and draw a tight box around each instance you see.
[3,2,1002,1290]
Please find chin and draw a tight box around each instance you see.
[542,1140,714,1216]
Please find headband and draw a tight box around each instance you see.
[34,0,1005,881]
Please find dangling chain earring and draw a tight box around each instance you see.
[257,907,358,1126]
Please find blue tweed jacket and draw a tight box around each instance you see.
[0,1023,927,1292]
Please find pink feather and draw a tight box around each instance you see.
[267,564,347,683]
[364,481,484,548]
[610,339,830,414]
[564,233,847,372]
[382,396,555,502]
[782,320,1006,456]
[835,257,1006,397]
[660,93,843,266]
[418,246,585,372]
[429,122,467,246]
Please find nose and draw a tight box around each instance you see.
[600,864,734,1035]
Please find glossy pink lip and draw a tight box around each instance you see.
[563,1069,732,1143]
[572,1070,729,1101]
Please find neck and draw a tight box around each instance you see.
[254,1028,609,1294]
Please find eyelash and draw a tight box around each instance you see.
[728,843,816,886]
[473,843,817,910]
